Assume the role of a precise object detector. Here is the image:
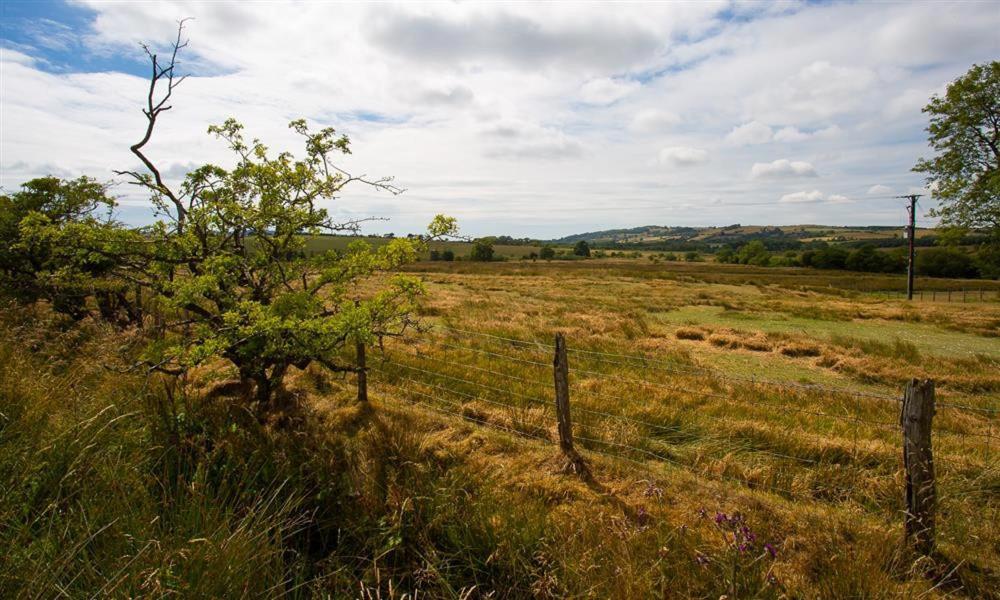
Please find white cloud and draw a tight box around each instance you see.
[780,190,825,203]
[658,146,708,166]
[629,109,680,132]
[773,127,809,142]
[751,159,818,179]
[827,194,852,204]
[726,120,772,145]
[2,1,997,236]
[579,77,640,105]
[747,61,877,123]
[867,184,893,195]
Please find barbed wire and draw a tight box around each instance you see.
[373,373,998,510]
[409,337,994,439]
[432,325,997,417]
[373,380,552,444]
[378,362,550,407]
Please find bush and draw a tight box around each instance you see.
[442,249,455,261]
[684,251,700,262]
[809,246,849,270]
[471,240,495,262]
[540,245,556,260]
[573,240,591,257]
[916,247,978,278]
[974,244,1000,279]
[429,249,441,261]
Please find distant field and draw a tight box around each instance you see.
[303,235,542,259]
[405,257,1000,294]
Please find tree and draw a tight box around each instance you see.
[470,240,494,261]
[114,24,457,414]
[441,249,455,262]
[809,245,849,270]
[914,62,1000,237]
[0,177,139,322]
[916,248,978,278]
[573,240,590,257]
[736,241,769,266]
[540,245,556,260]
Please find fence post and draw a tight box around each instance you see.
[901,379,936,556]
[553,333,586,474]
[356,339,368,403]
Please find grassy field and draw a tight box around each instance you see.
[303,235,543,259]
[369,258,999,597]
[2,258,997,597]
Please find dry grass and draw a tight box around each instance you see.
[4,256,999,598]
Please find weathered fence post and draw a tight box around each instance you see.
[901,378,936,555]
[355,339,368,403]
[553,333,587,474]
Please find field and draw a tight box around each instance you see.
[367,259,1000,597]
[303,235,542,260]
[2,258,998,597]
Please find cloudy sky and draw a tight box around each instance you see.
[2,1,998,238]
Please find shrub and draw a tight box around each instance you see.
[574,240,591,257]
[810,246,849,269]
[540,245,556,260]
[442,249,455,261]
[916,247,979,278]
[471,240,495,262]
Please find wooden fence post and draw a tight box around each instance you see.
[553,333,586,474]
[356,340,368,403]
[901,379,936,555]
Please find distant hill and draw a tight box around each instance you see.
[548,224,937,251]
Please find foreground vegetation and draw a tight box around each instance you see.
[3,257,997,597]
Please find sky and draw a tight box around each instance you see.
[1,1,998,238]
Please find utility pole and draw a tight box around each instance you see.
[899,195,921,300]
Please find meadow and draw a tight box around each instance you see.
[2,257,997,598]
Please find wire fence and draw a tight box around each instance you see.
[366,325,997,518]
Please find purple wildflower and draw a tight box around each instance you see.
[764,543,777,558]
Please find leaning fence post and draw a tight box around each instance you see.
[901,378,936,555]
[553,333,586,474]
[356,339,368,403]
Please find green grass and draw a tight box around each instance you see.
[657,304,1000,358]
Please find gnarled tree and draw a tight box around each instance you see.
[118,22,457,413]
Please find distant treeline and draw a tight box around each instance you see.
[712,240,999,279]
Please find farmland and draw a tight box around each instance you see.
[371,258,999,597]
[5,257,997,597]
